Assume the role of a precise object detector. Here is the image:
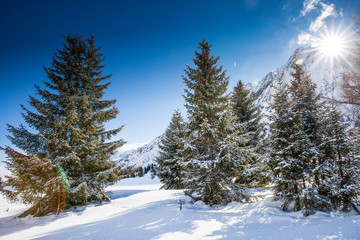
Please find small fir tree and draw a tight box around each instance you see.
[6,35,128,207]
[287,62,326,216]
[0,147,66,217]
[231,80,262,145]
[231,80,267,187]
[156,110,186,189]
[181,39,242,205]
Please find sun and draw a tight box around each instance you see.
[309,25,356,67]
[319,34,345,57]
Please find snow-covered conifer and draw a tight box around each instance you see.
[5,35,128,207]
[231,80,267,187]
[268,72,298,211]
[319,101,360,213]
[269,64,330,216]
[182,39,242,205]
[156,110,186,189]
[287,62,326,216]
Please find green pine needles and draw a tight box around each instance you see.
[156,110,186,189]
[180,39,250,205]
[157,40,266,205]
[1,36,359,218]
[231,80,268,187]
[3,35,128,213]
[269,63,360,216]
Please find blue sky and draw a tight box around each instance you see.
[0,0,359,160]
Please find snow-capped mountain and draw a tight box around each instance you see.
[114,47,352,169]
[113,135,164,170]
[253,47,351,121]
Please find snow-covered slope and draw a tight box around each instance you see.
[1,173,359,240]
[112,135,163,169]
[253,47,351,120]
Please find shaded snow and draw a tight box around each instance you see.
[1,173,359,240]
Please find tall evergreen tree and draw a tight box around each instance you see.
[268,72,296,210]
[230,80,266,187]
[6,35,128,207]
[269,64,329,216]
[319,101,360,213]
[156,110,186,189]
[287,62,327,216]
[181,39,241,205]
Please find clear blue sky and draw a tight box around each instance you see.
[0,0,359,161]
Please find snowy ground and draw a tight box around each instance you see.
[1,170,360,240]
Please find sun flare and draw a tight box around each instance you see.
[319,34,345,57]
[308,25,356,68]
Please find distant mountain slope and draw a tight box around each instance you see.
[112,135,163,173]
[253,47,351,122]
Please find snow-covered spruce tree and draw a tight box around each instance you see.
[231,80,262,144]
[319,101,360,213]
[182,39,242,205]
[6,35,128,207]
[230,80,267,187]
[269,64,329,216]
[156,110,186,189]
[0,147,67,217]
[268,71,295,208]
[288,62,330,216]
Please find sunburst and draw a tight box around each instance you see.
[319,33,345,57]
[311,25,355,68]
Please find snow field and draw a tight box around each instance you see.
[0,173,359,240]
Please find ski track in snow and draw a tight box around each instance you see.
[0,173,360,240]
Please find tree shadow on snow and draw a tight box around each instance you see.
[6,194,359,240]
[29,196,225,240]
[0,190,148,237]
[106,189,149,200]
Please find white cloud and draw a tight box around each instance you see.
[297,32,312,45]
[309,2,336,32]
[297,0,339,47]
[301,0,320,16]
[296,32,321,47]
[339,8,343,17]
